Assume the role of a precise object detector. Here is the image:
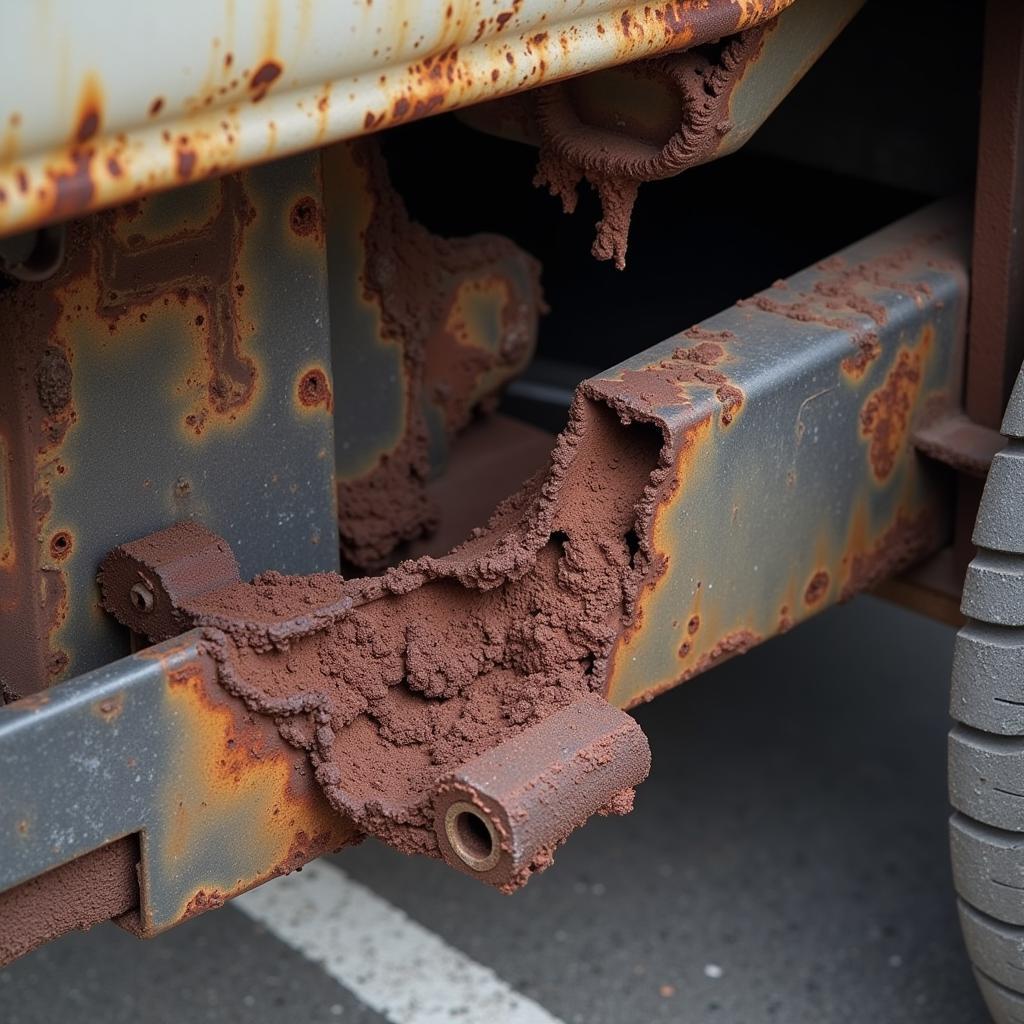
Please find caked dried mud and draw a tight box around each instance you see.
[103,394,666,885]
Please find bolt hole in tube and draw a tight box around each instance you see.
[129,582,154,613]
[445,801,501,872]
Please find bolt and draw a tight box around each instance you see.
[129,581,155,614]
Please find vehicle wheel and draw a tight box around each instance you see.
[950,364,1024,1022]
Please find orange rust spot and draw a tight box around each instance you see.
[76,109,100,145]
[250,61,283,102]
[74,74,104,145]
[158,665,353,923]
[48,650,69,680]
[412,95,444,118]
[803,570,830,606]
[598,332,744,424]
[842,335,882,380]
[859,325,933,481]
[289,195,323,241]
[106,156,123,177]
[49,531,73,561]
[12,691,51,711]
[297,367,332,411]
[840,507,941,601]
[686,614,700,635]
[149,97,165,117]
[663,3,698,41]
[181,888,227,921]
[93,693,124,722]
[111,177,258,433]
[677,629,761,685]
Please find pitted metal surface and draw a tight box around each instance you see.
[0,151,338,694]
[0,200,972,965]
[0,0,797,238]
[0,633,355,942]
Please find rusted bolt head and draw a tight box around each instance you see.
[129,581,155,614]
[444,801,501,872]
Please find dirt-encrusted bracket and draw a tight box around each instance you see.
[97,202,968,893]
[98,420,655,893]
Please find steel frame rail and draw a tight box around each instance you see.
[0,199,972,957]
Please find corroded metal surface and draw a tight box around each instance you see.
[592,202,969,706]
[0,152,338,694]
[92,204,968,887]
[98,519,654,895]
[324,140,543,569]
[0,203,970,956]
[461,0,862,266]
[0,632,356,954]
[0,0,796,238]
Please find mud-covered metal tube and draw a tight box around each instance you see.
[97,522,242,642]
[432,695,651,892]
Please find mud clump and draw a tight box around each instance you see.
[117,395,666,883]
[35,346,73,416]
[804,570,830,606]
[94,391,663,880]
[592,326,745,427]
[531,29,768,269]
[0,838,138,963]
[336,141,543,571]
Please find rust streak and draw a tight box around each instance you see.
[297,368,332,411]
[860,326,934,482]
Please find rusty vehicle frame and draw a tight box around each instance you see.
[2,1,1023,1021]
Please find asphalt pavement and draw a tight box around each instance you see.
[0,596,990,1023]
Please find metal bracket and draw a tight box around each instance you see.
[0,634,354,937]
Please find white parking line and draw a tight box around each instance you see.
[235,861,566,1024]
